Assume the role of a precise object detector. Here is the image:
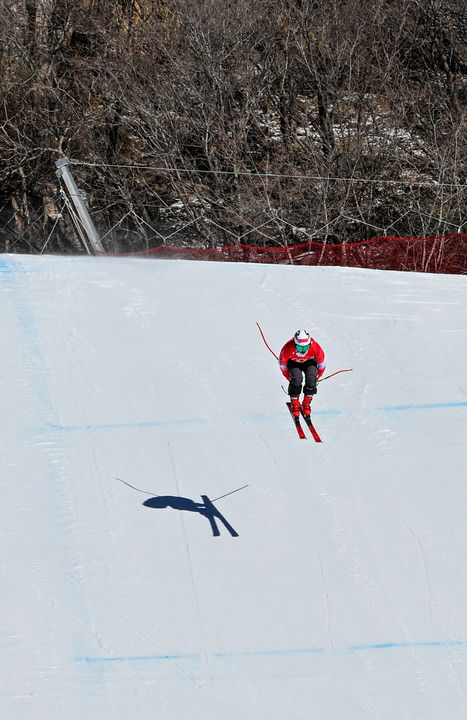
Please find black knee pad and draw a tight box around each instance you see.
[288,381,302,396]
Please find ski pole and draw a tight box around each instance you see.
[256,321,279,361]
[318,368,353,383]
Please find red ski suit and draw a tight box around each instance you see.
[279,338,326,381]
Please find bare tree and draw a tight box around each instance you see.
[0,0,465,254]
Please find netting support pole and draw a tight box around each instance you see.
[55,157,105,254]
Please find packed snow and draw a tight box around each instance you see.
[1,253,466,719]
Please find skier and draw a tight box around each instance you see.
[279,330,326,417]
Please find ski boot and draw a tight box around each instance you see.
[290,396,301,418]
[302,395,313,417]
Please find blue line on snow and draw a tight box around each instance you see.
[75,653,200,663]
[312,409,343,415]
[0,257,13,274]
[346,640,467,651]
[47,401,466,433]
[47,420,166,432]
[376,401,467,411]
[4,261,94,672]
[75,639,467,663]
[46,417,208,432]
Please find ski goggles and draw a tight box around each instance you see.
[295,342,310,353]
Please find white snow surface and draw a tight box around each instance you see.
[1,253,467,719]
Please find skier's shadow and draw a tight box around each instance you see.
[143,494,239,537]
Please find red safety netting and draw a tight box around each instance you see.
[109,233,467,274]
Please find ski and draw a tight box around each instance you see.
[286,402,307,439]
[300,409,322,443]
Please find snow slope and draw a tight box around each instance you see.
[1,253,466,720]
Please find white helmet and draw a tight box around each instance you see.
[294,329,311,349]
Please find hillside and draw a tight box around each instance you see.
[1,253,466,719]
